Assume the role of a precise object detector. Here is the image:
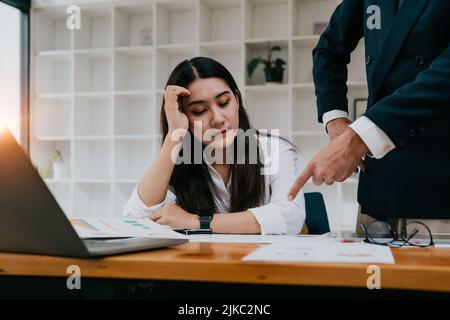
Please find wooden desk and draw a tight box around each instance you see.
[1,242,450,296]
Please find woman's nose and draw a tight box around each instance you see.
[210,106,225,127]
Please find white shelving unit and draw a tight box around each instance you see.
[31,0,367,232]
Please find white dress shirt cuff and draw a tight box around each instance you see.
[322,110,350,131]
[248,205,288,235]
[349,116,396,159]
[123,187,167,219]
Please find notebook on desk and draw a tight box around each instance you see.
[0,127,187,258]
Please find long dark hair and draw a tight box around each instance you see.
[160,57,266,214]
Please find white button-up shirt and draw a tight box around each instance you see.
[123,135,306,235]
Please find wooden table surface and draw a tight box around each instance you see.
[1,242,450,292]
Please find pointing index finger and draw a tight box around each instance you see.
[288,165,313,200]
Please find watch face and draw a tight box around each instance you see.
[199,214,212,230]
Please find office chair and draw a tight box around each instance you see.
[304,192,330,235]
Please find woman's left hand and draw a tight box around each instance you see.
[150,203,200,230]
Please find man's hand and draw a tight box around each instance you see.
[326,117,352,141]
[150,203,200,230]
[288,128,369,200]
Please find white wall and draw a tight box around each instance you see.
[0,2,21,141]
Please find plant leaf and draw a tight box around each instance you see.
[247,57,263,78]
[270,45,282,52]
[274,58,286,69]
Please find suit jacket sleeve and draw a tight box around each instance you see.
[364,43,450,147]
[313,0,364,123]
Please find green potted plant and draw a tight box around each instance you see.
[247,43,287,84]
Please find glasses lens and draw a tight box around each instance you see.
[366,221,395,244]
[405,222,433,246]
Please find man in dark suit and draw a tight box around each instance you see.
[288,0,450,233]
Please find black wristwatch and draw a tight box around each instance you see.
[198,209,213,230]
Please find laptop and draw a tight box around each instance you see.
[0,127,187,258]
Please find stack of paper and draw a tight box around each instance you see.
[243,242,395,264]
[70,218,186,240]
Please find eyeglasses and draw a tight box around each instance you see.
[360,220,434,248]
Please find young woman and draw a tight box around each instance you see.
[123,57,305,235]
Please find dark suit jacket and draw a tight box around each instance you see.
[312,0,450,219]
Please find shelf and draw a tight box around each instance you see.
[114,3,153,47]
[74,140,111,180]
[36,50,72,58]
[114,95,154,136]
[114,135,154,140]
[245,0,289,40]
[74,96,111,136]
[114,46,153,55]
[199,43,244,88]
[292,83,314,90]
[74,92,110,98]
[291,134,329,169]
[114,50,153,91]
[155,0,197,45]
[244,37,290,44]
[245,84,289,92]
[34,96,71,137]
[114,139,154,180]
[31,140,71,180]
[291,35,320,45]
[156,43,197,54]
[74,52,112,93]
[44,178,72,184]
[73,48,112,56]
[156,45,197,89]
[74,182,111,217]
[34,54,71,94]
[34,8,71,51]
[291,89,324,133]
[292,0,337,37]
[35,136,72,142]
[292,40,313,84]
[347,81,368,89]
[47,182,72,214]
[199,0,242,43]
[74,6,112,49]
[114,90,153,97]
[73,136,111,141]
[35,93,71,99]
[74,179,111,184]
[244,90,290,136]
[114,183,135,216]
